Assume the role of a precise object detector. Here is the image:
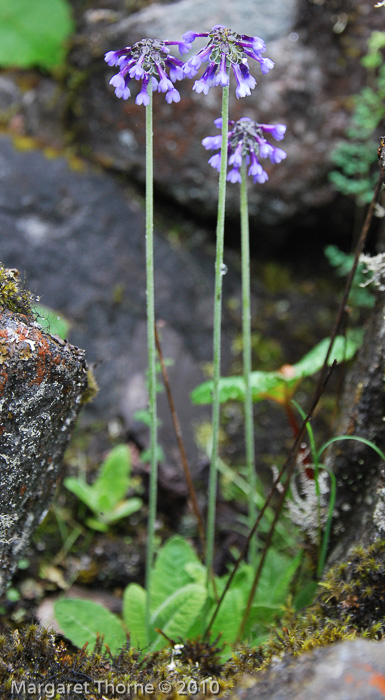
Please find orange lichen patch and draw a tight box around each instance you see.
[369,673,385,695]
[33,338,52,385]
[0,368,8,395]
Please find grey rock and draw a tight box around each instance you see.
[326,284,385,565]
[109,0,297,43]
[231,639,385,700]
[0,306,88,594]
[60,0,382,242]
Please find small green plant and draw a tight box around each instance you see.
[54,535,301,654]
[191,332,362,410]
[64,444,143,532]
[0,0,73,70]
[329,31,385,204]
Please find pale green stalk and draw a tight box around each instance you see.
[144,84,157,637]
[206,84,229,585]
[240,159,257,567]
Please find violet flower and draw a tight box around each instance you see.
[182,26,274,98]
[202,117,287,183]
[105,37,191,105]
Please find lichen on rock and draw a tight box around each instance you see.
[0,264,89,594]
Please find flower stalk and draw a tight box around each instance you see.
[202,115,286,568]
[240,159,257,566]
[144,82,157,636]
[205,82,229,585]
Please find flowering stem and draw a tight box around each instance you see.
[206,83,229,586]
[240,159,257,567]
[144,83,157,638]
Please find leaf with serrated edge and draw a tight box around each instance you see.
[54,599,126,653]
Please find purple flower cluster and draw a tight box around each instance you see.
[182,25,274,98]
[105,37,191,104]
[105,25,275,104]
[202,117,286,183]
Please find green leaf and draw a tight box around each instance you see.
[191,333,361,406]
[150,536,201,611]
[34,303,71,340]
[210,588,246,644]
[150,584,207,651]
[0,0,74,69]
[122,584,148,649]
[63,477,98,512]
[103,498,143,523]
[184,562,206,585]
[54,599,126,653]
[92,444,132,510]
[84,516,109,532]
[291,333,360,378]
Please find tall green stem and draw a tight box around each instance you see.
[240,160,257,566]
[144,85,157,637]
[206,84,229,585]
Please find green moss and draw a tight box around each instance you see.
[266,540,385,660]
[81,366,99,404]
[0,265,34,318]
[0,626,255,698]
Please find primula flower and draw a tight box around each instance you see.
[105,37,191,105]
[182,25,274,98]
[202,117,287,183]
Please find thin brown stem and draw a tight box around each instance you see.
[154,323,206,553]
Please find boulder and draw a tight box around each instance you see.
[230,638,385,700]
[0,293,88,594]
[59,0,384,249]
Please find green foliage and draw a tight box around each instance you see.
[0,0,73,70]
[324,245,375,309]
[55,536,301,654]
[329,31,385,204]
[33,303,71,340]
[54,599,127,653]
[64,444,143,532]
[191,331,362,407]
